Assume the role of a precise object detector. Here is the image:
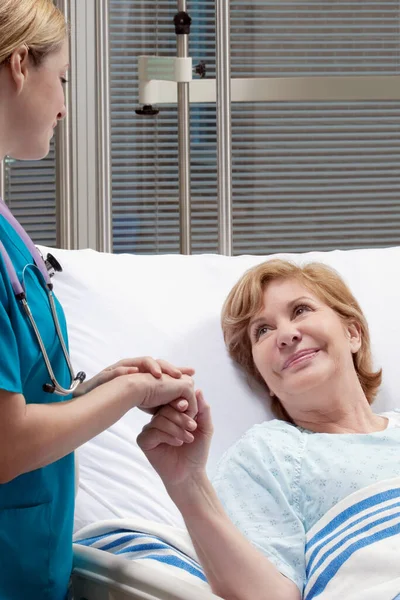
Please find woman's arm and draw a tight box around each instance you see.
[170,473,301,600]
[137,392,301,600]
[0,364,197,483]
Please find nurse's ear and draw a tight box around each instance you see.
[8,44,30,94]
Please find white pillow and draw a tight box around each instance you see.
[40,245,400,532]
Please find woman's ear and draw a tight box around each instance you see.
[9,45,30,94]
[347,320,362,354]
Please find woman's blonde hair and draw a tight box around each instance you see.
[221,260,382,421]
[0,0,66,66]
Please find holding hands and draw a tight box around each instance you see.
[137,389,213,489]
[73,354,213,489]
[74,356,194,397]
[74,355,199,417]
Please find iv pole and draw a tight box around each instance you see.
[175,5,192,254]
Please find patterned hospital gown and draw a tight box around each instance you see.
[212,410,400,592]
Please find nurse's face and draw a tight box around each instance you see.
[5,39,68,160]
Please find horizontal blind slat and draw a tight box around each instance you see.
[4,141,57,246]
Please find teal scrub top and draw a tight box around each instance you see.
[0,215,74,600]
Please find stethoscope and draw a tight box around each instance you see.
[0,199,86,396]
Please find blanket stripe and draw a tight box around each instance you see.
[75,526,207,584]
[306,499,400,577]
[306,488,400,553]
[304,478,400,600]
[306,521,400,599]
[308,510,400,579]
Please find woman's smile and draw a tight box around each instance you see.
[283,349,320,371]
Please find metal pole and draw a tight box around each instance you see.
[176,1,191,254]
[216,0,232,255]
[95,0,113,253]
[55,0,73,248]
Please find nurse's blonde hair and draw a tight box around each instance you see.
[0,0,66,66]
[221,259,382,422]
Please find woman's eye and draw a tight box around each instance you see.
[60,77,68,85]
[254,325,270,340]
[294,304,311,317]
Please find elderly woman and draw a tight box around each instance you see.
[138,259,400,600]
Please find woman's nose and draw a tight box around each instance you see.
[57,104,67,121]
[277,326,302,348]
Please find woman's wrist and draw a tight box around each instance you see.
[167,471,216,512]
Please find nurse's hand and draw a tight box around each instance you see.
[73,357,195,398]
[137,390,212,488]
[134,372,198,419]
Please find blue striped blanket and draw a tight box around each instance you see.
[304,477,400,600]
[73,517,210,591]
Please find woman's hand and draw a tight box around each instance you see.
[73,357,195,398]
[137,390,213,488]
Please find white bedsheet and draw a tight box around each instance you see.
[38,245,400,532]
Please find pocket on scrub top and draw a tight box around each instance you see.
[0,501,52,598]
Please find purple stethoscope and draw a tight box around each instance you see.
[0,199,86,396]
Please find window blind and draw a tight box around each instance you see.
[110,0,400,255]
[4,142,57,247]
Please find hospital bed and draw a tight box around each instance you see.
[37,243,400,600]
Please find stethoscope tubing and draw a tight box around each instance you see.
[0,199,85,396]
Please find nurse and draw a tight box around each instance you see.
[0,1,197,599]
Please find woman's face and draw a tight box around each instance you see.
[249,277,361,409]
[6,39,69,160]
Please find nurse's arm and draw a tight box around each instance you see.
[0,372,196,483]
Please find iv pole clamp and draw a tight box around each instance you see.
[135,11,193,117]
[174,10,191,35]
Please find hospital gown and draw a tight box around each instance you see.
[212,410,400,592]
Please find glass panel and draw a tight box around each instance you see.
[109,0,400,255]
[4,140,57,247]
[110,1,217,254]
